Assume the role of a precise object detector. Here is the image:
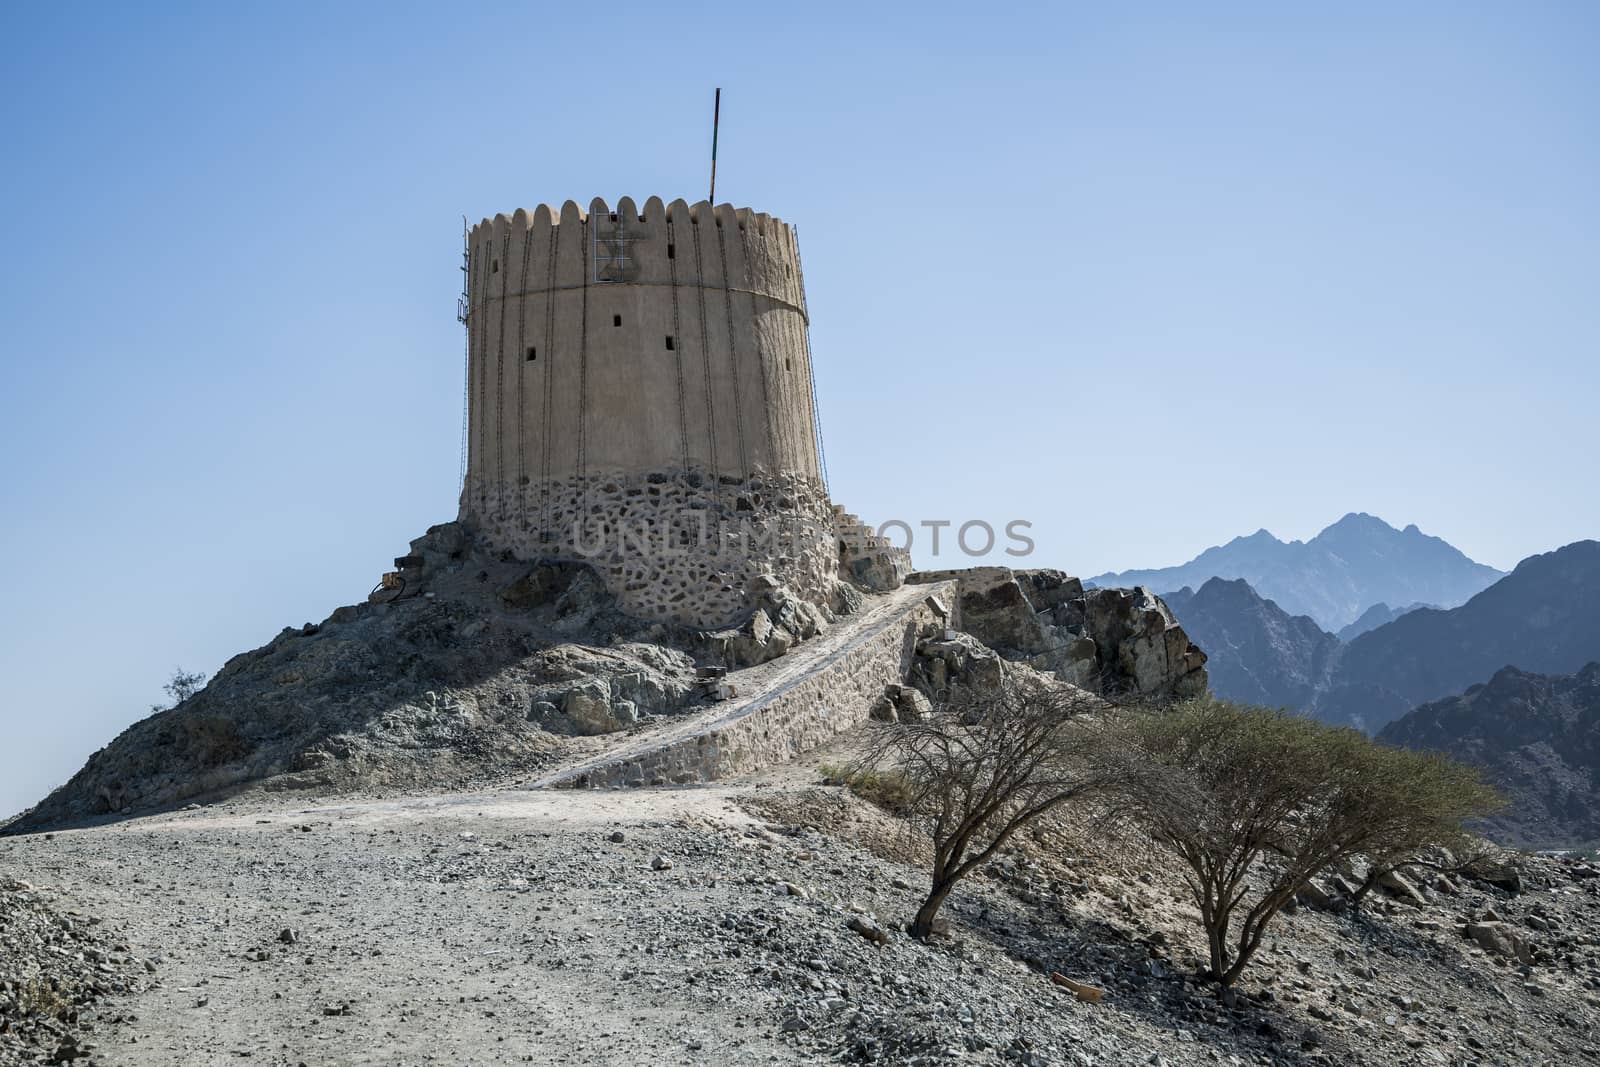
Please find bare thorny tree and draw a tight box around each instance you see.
[856,681,1115,939]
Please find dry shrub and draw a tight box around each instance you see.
[818,765,917,815]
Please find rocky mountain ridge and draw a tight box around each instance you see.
[1161,579,1340,710]
[1336,601,1430,642]
[1317,540,1600,732]
[1380,663,1600,848]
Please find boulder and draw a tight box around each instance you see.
[1376,870,1428,907]
[1466,859,1523,895]
[702,581,831,669]
[558,680,626,735]
[846,548,911,593]
[1295,879,1347,912]
[913,633,1006,696]
[1465,921,1535,965]
[894,687,934,723]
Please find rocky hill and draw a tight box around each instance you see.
[1091,513,1502,632]
[1380,663,1600,848]
[1318,540,1600,733]
[6,530,1199,835]
[1162,578,1341,709]
[5,521,839,834]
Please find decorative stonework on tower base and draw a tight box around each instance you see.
[462,467,837,629]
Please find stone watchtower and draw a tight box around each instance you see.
[459,196,897,629]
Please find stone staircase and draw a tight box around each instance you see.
[534,581,952,790]
[832,504,913,592]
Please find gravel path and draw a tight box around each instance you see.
[0,781,1165,1067]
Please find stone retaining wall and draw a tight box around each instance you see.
[547,584,952,788]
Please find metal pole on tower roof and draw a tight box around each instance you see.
[709,88,721,205]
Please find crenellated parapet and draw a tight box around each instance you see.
[467,198,805,314]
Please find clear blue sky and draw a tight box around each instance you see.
[2,2,1596,816]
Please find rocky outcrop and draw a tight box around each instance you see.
[1162,578,1342,709]
[1379,662,1600,847]
[907,567,1207,700]
[908,632,1007,697]
[699,574,834,669]
[1090,512,1503,632]
[869,683,935,724]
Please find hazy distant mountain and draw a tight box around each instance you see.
[1163,579,1341,709]
[1318,541,1600,733]
[1336,601,1430,643]
[1091,513,1503,631]
[1380,663,1600,848]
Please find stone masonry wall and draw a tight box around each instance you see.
[463,468,838,630]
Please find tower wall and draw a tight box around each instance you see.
[459,197,835,629]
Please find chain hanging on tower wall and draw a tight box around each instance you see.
[793,225,830,496]
[457,218,471,496]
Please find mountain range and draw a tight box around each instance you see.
[1156,540,1600,846]
[1091,513,1503,632]
[1379,663,1600,848]
[1156,540,1600,734]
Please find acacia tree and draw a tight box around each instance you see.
[1106,698,1500,987]
[857,681,1109,939]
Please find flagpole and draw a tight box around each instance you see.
[709,87,721,205]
